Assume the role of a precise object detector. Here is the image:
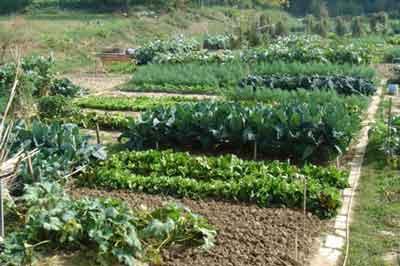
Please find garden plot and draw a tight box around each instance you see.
[70,188,323,266]
[0,33,388,266]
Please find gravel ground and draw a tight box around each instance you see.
[70,187,324,266]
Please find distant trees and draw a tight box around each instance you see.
[0,0,32,14]
[289,0,400,16]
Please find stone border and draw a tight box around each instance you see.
[309,83,384,266]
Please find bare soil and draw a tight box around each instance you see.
[66,73,217,99]
[70,187,324,266]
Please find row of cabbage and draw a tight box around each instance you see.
[132,35,379,65]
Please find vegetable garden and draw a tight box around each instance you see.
[0,30,393,266]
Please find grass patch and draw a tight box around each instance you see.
[348,109,400,265]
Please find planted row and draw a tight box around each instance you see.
[74,96,197,111]
[121,100,364,162]
[126,61,375,94]
[82,150,348,218]
[241,35,376,65]
[240,75,376,96]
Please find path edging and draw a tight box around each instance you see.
[309,82,384,265]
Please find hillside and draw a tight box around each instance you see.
[0,6,296,73]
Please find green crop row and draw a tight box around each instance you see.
[121,99,365,162]
[74,96,197,111]
[81,150,348,218]
[240,75,376,96]
[125,61,376,94]
[226,88,369,114]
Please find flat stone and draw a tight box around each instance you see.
[343,188,352,197]
[335,229,347,238]
[383,252,398,265]
[334,220,347,230]
[325,235,345,250]
[338,203,349,216]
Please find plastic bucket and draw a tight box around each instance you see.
[388,84,399,95]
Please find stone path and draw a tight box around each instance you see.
[309,81,384,266]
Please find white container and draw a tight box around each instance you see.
[388,84,399,95]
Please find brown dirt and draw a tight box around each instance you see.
[65,73,217,99]
[70,187,324,266]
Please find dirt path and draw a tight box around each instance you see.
[65,73,217,99]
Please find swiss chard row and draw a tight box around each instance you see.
[239,75,376,96]
[121,100,364,162]
[81,150,347,218]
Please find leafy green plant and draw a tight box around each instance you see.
[74,96,197,112]
[134,36,201,65]
[11,120,106,185]
[81,149,347,218]
[241,35,375,65]
[120,100,363,162]
[0,182,215,266]
[240,75,376,96]
[38,95,74,119]
[203,34,233,50]
[126,61,375,94]
[66,111,135,131]
[49,78,84,97]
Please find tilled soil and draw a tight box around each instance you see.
[70,188,324,266]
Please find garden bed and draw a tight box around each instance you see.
[70,187,324,266]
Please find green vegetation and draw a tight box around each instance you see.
[240,75,376,96]
[74,96,197,111]
[3,121,215,266]
[67,111,134,131]
[81,149,348,218]
[49,78,84,97]
[11,120,106,185]
[348,110,400,265]
[241,35,378,65]
[226,88,369,111]
[121,99,365,162]
[126,61,375,94]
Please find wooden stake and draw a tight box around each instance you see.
[95,123,101,145]
[27,155,34,180]
[253,140,257,160]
